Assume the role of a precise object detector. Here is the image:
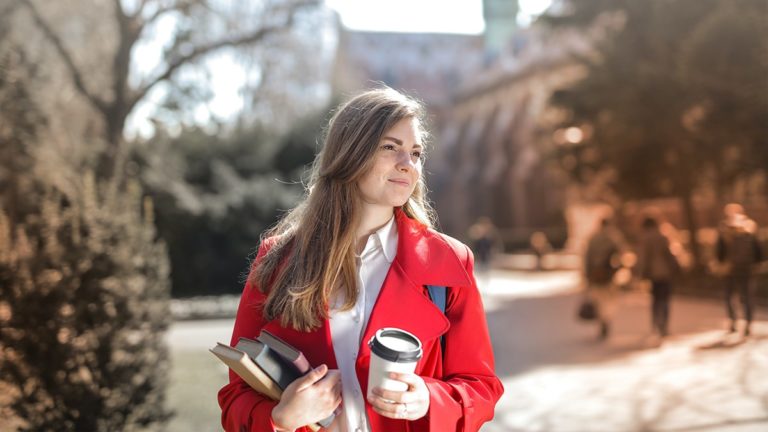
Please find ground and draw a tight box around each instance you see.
[165,269,768,432]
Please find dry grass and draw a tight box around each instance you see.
[166,346,229,432]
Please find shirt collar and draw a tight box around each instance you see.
[361,215,398,263]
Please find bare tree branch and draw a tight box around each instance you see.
[143,2,183,26]
[127,1,315,115]
[113,0,142,119]
[144,5,175,24]
[0,1,21,18]
[136,0,152,17]
[19,0,108,114]
[113,0,126,18]
[142,0,205,27]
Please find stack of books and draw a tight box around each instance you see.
[211,330,335,430]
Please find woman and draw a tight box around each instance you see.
[218,88,503,432]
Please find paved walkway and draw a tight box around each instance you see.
[480,270,768,432]
[164,269,768,431]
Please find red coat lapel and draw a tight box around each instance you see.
[390,208,473,288]
[355,209,473,396]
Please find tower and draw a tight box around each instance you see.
[482,0,519,56]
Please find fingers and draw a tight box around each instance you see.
[308,369,342,407]
[387,372,421,388]
[369,372,423,402]
[295,364,328,391]
[369,398,404,418]
[332,389,343,409]
[315,369,341,392]
[367,373,429,420]
[318,369,341,384]
[369,387,417,404]
[368,396,414,420]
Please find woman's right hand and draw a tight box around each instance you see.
[271,364,342,431]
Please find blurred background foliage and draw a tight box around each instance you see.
[1,0,327,429]
[542,0,768,267]
[130,105,329,297]
[0,26,172,431]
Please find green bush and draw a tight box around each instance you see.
[132,109,326,297]
[0,36,172,432]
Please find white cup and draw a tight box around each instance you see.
[367,328,423,399]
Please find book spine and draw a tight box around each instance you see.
[258,331,311,373]
[256,347,303,390]
[291,354,311,374]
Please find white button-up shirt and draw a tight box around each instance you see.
[327,216,398,432]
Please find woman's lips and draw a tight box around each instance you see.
[388,179,411,186]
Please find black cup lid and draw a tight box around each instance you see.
[368,328,423,363]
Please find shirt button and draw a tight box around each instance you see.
[353,314,360,323]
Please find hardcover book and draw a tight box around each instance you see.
[211,334,335,429]
[209,342,282,401]
[257,330,311,373]
[238,337,302,390]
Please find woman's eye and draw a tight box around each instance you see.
[381,144,396,151]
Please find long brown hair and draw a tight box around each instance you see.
[251,87,435,331]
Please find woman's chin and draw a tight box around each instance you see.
[392,197,411,207]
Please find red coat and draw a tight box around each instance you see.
[218,209,503,431]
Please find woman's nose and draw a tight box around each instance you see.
[396,151,414,171]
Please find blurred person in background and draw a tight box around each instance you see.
[714,203,763,336]
[529,231,552,272]
[584,217,624,340]
[218,88,503,432]
[468,216,498,287]
[636,215,681,338]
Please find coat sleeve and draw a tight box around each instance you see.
[217,241,311,432]
[416,244,504,432]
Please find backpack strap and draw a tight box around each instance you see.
[425,285,447,353]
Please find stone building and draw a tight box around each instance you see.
[429,25,590,250]
[331,29,485,109]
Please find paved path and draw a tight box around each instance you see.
[166,270,768,431]
[480,270,768,432]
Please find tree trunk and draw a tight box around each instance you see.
[95,106,126,180]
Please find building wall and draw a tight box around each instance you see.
[331,30,485,107]
[430,58,585,249]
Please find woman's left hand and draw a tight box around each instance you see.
[367,372,430,420]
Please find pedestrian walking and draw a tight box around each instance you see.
[714,203,763,336]
[217,87,503,432]
[636,216,681,338]
[529,231,551,272]
[583,217,623,340]
[468,217,498,287]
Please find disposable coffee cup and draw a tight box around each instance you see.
[367,327,422,399]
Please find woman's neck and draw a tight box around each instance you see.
[356,205,394,254]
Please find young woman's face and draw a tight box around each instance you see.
[357,117,423,210]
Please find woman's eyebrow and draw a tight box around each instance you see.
[382,136,423,149]
[382,136,403,145]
